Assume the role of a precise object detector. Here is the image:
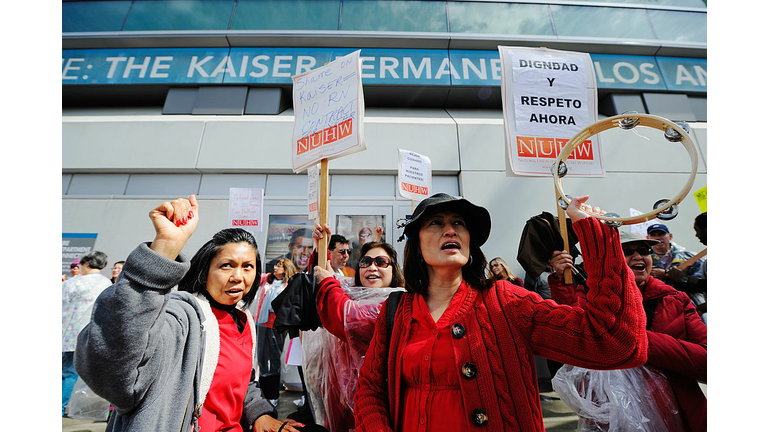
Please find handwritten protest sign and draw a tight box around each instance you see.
[694,185,707,213]
[398,149,432,201]
[229,188,263,231]
[628,207,654,237]
[291,50,366,173]
[307,163,320,220]
[499,46,603,177]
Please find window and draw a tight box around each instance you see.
[63,1,132,32]
[341,0,447,32]
[123,0,235,31]
[231,0,340,30]
[448,2,553,36]
[550,5,656,39]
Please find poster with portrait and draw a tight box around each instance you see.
[335,215,386,269]
[264,215,315,274]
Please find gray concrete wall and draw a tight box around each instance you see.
[62,107,707,278]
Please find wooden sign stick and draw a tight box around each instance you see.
[555,182,573,284]
[317,159,330,269]
[678,247,707,271]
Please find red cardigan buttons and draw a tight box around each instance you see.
[471,408,488,426]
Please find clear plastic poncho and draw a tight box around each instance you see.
[302,276,404,432]
[552,364,686,432]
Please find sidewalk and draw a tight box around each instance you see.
[62,389,579,432]
[63,385,706,431]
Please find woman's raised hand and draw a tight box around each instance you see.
[312,222,332,250]
[149,194,199,259]
[566,195,605,223]
[314,260,335,284]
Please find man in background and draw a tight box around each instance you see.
[62,251,112,416]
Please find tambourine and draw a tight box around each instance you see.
[552,113,698,228]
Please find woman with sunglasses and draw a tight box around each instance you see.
[353,193,649,432]
[549,231,707,431]
[301,224,405,432]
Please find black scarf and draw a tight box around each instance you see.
[203,291,246,333]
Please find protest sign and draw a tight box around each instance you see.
[228,188,263,231]
[398,149,432,201]
[62,233,98,273]
[307,163,320,220]
[291,50,366,173]
[628,208,654,236]
[694,185,707,213]
[499,46,604,177]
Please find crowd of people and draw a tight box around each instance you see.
[64,193,707,432]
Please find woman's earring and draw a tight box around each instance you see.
[468,255,473,266]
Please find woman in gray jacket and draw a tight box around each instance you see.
[75,195,303,432]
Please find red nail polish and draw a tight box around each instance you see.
[188,210,194,218]
[175,219,181,227]
[182,217,187,225]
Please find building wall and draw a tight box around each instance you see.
[63,107,707,278]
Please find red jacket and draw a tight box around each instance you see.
[354,218,648,432]
[549,273,707,432]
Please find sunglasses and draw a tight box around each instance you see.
[334,249,350,255]
[359,255,391,269]
[622,246,653,256]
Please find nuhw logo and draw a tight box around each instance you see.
[297,119,354,156]
[516,136,594,160]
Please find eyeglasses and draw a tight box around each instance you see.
[622,246,652,256]
[359,256,391,269]
[334,249,350,255]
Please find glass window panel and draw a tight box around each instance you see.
[448,2,553,35]
[336,215,386,269]
[232,0,340,30]
[551,5,656,39]
[123,0,235,31]
[648,0,706,8]
[264,215,314,273]
[341,0,447,32]
[63,1,132,32]
[648,10,706,43]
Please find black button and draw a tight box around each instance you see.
[461,363,477,379]
[451,323,465,338]
[471,408,488,426]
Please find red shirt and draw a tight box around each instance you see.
[400,281,470,432]
[198,307,253,432]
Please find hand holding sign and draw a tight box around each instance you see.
[292,51,367,266]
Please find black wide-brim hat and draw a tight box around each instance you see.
[402,193,492,246]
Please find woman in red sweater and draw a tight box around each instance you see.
[549,231,706,431]
[353,193,648,432]
[303,239,405,432]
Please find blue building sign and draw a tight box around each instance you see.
[63,48,706,93]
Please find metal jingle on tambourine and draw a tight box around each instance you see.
[601,213,623,228]
[618,112,641,130]
[557,195,573,210]
[663,122,691,142]
[551,160,568,178]
[653,199,679,220]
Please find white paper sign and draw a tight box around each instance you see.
[286,337,302,366]
[228,188,263,231]
[628,207,654,236]
[398,149,432,201]
[291,50,366,173]
[499,46,604,177]
[307,163,320,221]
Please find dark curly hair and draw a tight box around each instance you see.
[178,228,262,306]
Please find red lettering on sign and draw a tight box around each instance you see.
[516,136,593,160]
[401,182,428,195]
[296,118,355,156]
[232,220,259,226]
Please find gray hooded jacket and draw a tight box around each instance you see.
[75,242,277,432]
